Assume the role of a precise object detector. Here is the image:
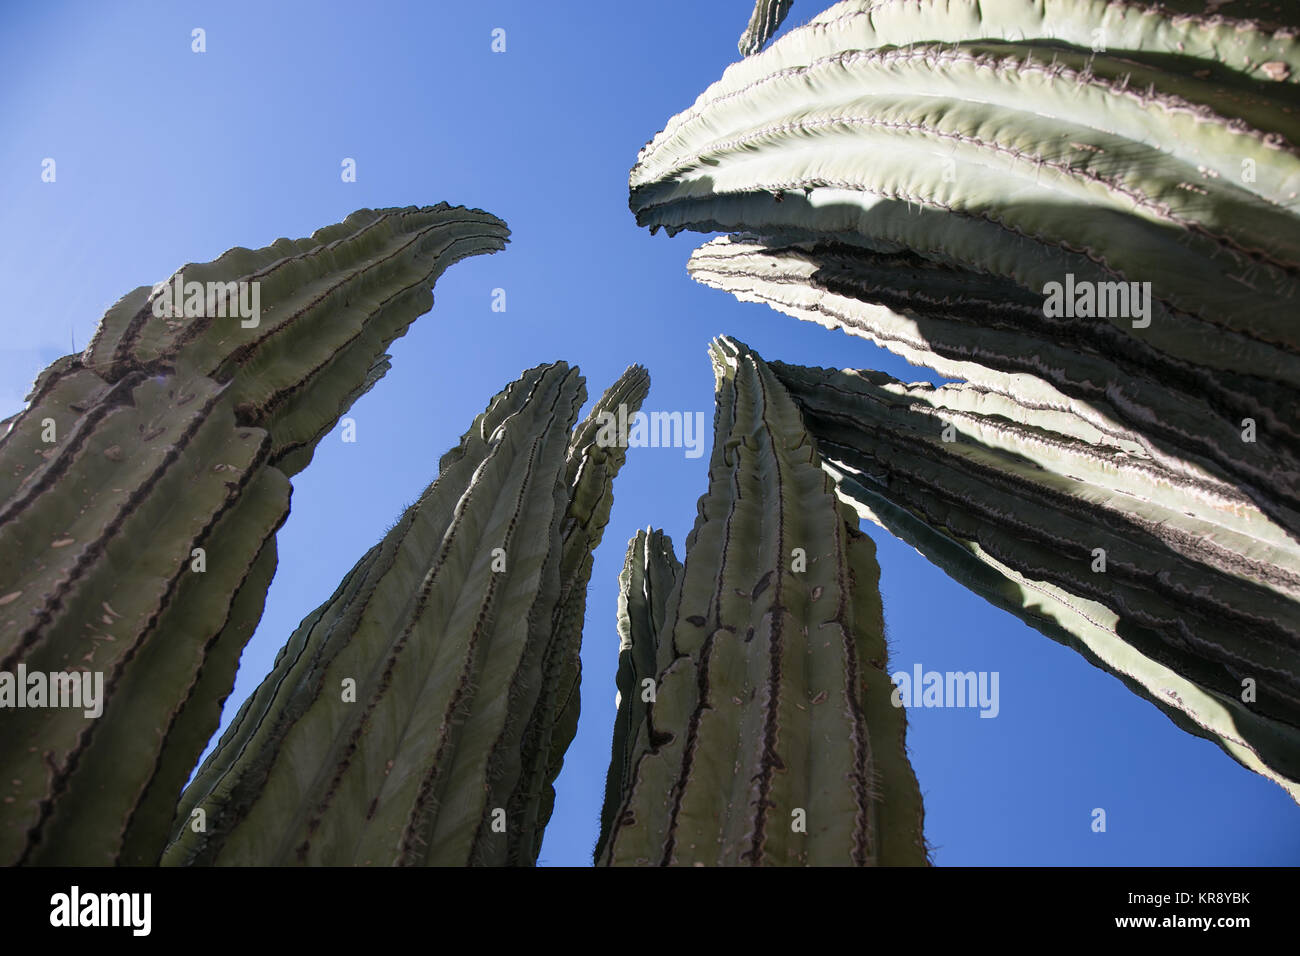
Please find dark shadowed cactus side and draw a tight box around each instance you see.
[522,364,652,849]
[595,527,682,859]
[595,337,926,866]
[163,363,647,866]
[769,359,1300,803]
[0,205,509,865]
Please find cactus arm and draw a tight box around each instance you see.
[739,0,794,56]
[598,338,926,866]
[164,363,644,866]
[687,237,1300,536]
[832,461,1300,802]
[504,365,651,864]
[0,204,508,864]
[632,82,1297,336]
[679,1,1300,108]
[767,358,1300,801]
[594,528,681,863]
[162,362,581,865]
[627,0,1300,536]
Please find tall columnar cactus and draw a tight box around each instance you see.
[595,527,682,859]
[629,0,1300,534]
[524,365,652,847]
[768,358,1300,802]
[163,363,648,867]
[0,205,509,865]
[738,0,794,55]
[596,337,927,866]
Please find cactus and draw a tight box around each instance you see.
[508,363,651,861]
[163,363,647,866]
[595,527,681,860]
[767,358,1300,803]
[739,0,793,55]
[628,0,1300,534]
[0,205,509,865]
[596,337,926,866]
[686,237,1300,535]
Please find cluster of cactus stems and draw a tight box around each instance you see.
[767,359,1300,801]
[164,363,647,866]
[631,0,1300,532]
[628,0,1300,801]
[686,237,1300,536]
[4,0,1298,870]
[595,337,927,866]
[0,206,509,864]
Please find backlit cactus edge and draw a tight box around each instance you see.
[2,0,1297,867]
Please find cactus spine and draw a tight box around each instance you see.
[596,338,926,866]
[163,364,647,866]
[0,205,509,865]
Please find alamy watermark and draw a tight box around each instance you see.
[150,271,261,328]
[595,403,707,459]
[50,886,151,936]
[0,665,103,718]
[1042,273,1151,329]
[890,663,999,718]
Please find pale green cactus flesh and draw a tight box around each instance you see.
[163,364,647,866]
[628,0,1300,330]
[0,205,509,865]
[766,358,1300,803]
[596,337,927,866]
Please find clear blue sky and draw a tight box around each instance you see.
[2,1,1296,866]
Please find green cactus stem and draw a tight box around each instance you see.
[767,358,1300,803]
[686,236,1300,538]
[596,337,926,866]
[628,0,1300,533]
[0,205,509,865]
[163,363,647,866]
[739,0,794,55]
[595,527,682,861]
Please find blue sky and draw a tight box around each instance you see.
[1,1,1296,866]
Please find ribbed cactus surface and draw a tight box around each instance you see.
[630,0,1300,534]
[738,0,794,55]
[163,363,647,866]
[595,527,682,859]
[0,205,509,865]
[596,338,926,866]
[768,358,1300,802]
[523,365,652,850]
